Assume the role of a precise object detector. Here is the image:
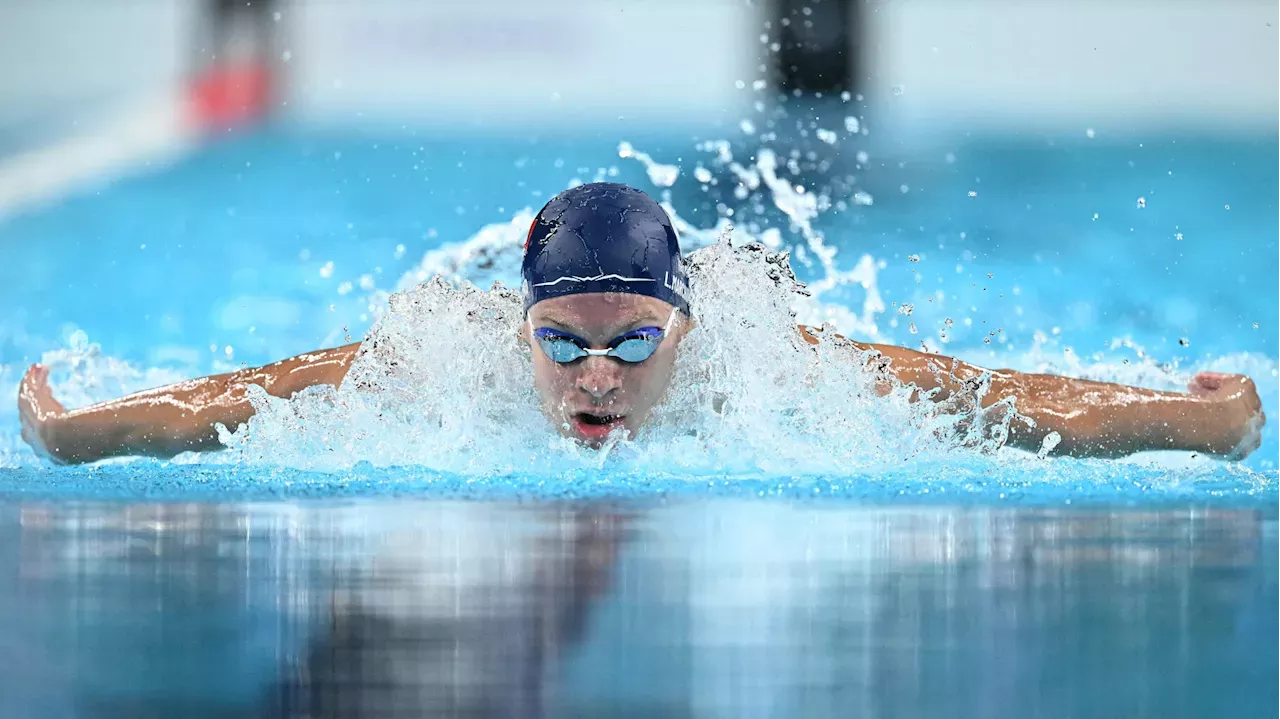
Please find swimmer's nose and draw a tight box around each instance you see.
[576,356,623,402]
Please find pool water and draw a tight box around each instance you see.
[0,111,1276,716]
[0,501,1274,718]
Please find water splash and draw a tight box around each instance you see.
[616,142,678,187]
[217,279,553,473]
[215,238,1007,474]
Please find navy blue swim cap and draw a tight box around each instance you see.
[521,182,691,315]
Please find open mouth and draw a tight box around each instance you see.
[570,412,626,442]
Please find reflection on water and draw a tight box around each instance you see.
[0,499,1274,718]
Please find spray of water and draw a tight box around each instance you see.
[211,212,1018,474]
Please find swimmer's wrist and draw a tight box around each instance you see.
[1162,395,1233,456]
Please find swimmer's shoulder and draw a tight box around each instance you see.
[795,325,881,359]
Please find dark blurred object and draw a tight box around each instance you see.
[190,0,280,130]
[772,0,857,95]
[267,509,629,719]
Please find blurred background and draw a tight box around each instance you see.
[2,0,1277,135]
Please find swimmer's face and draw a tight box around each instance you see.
[522,293,688,448]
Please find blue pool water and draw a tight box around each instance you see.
[0,112,1276,716]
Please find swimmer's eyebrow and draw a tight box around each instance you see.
[531,316,580,334]
[534,314,664,340]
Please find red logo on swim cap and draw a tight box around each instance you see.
[523,219,536,252]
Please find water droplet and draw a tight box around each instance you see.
[319,261,334,278]
[1085,128,1096,139]
[892,85,906,96]
[1037,431,1061,459]
[816,128,838,145]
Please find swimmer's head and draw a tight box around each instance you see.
[519,183,692,446]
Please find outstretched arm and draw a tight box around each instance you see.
[801,328,1265,459]
[17,343,361,465]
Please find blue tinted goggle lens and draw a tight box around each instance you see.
[538,336,589,363]
[612,335,664,362]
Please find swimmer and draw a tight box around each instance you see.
[16,182,1266,464]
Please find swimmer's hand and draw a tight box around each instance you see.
[1184,372,1265,460]
[18,365,70,464]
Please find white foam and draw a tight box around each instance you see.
[215,238,1009,473]
[616,141,679,188]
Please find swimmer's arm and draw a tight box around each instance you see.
[17,343,361,465]
[799,328,1264,459]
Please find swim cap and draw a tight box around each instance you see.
[521,182,691,315]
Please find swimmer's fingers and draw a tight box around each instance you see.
[19,364,65,414]
[17,364,67,462]
[1187,371,1227,396]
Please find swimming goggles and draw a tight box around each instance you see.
[530,309,678,364]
